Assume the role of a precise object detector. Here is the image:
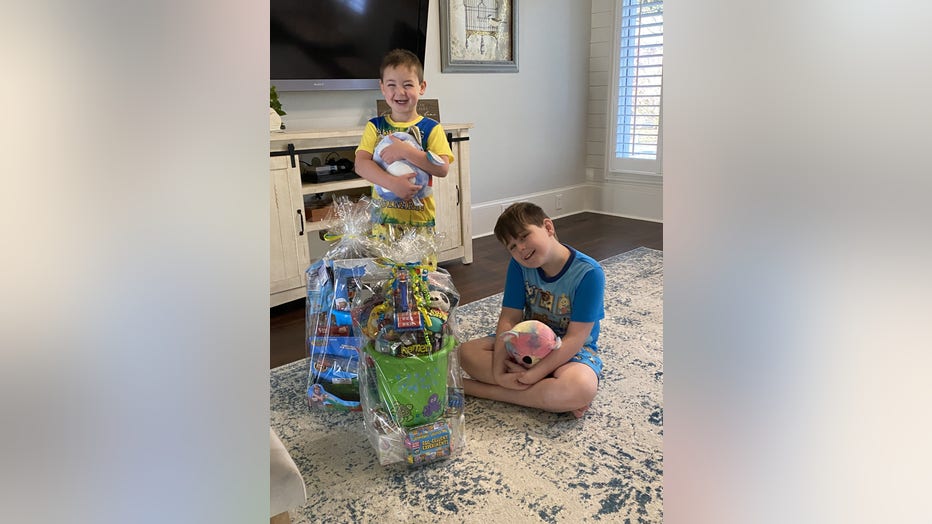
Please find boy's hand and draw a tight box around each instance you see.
[503,359,526,373]
[494,369,530,391]
[386,173,423,201]
[494,359,530,390]
[379,135,417,164]
[491,318,528,390]
[516,367,546,385]
[512,357,545,385]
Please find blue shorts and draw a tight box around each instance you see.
[570,345,603,381]
[488,334,603,380]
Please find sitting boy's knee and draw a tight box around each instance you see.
[563,368,599,404]
[460,337,493,353]
[577,380,598,404]
[458,337,492,373]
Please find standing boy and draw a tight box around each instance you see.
[459,203,605,418]
[354,48,454,254]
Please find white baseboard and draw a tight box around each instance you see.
[471,180,662,238]
[592,176,663,223]
[471,184,591,238]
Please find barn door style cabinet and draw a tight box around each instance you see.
[269,124,473,307]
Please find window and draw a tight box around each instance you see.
[609,0,663,175]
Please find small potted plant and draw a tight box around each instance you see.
[270,85,286,131]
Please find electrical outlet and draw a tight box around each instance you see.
[555,194,564,211]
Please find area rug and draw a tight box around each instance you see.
[270,246,663,523]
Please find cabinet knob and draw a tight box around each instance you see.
[296,209,305,236]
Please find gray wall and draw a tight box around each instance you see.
[277,0,593,207]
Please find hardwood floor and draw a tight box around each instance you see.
[270,212,662,368]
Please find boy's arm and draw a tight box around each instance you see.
[354,121,424,200]
[491,306,528,390]
[353,149,424,201]
[517,320,595,385]
[378,135,451,178]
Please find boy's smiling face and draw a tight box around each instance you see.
[504,220,557,269]
[379,65,425,122]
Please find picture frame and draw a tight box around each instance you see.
[440,0,518,73]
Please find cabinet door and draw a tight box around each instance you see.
[433,133,473,264]
[270,155,309,303]
[433,154,462,255]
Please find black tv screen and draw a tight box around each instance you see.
[271,0,429,92]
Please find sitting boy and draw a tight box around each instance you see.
[459,202,605,418]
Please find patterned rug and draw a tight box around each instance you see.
[270,247,663,523]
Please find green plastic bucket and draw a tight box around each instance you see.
[368,336,456,427]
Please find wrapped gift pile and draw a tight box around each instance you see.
[304,197,465,466]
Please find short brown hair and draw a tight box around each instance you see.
[494,202,551,244]
[380,49,424,82]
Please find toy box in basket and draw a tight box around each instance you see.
[305,257,388,411]
[306,336,362,411]
[303,196,383,412]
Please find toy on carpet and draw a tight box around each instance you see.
[501,320,562,368]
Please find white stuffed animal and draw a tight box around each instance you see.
[371,132,433,202]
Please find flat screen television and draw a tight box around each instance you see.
[271,0,430,92]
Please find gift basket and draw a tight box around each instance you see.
[353,233,466,466]
[305,196,381,411]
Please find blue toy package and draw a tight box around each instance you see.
[306,336,363,411]
[305,260,368,411]
[305,253,390,412]
[305,259,331,315]
[305,197,388,412]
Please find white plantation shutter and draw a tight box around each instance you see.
[610,0,663,175]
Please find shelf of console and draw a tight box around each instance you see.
[301,178,370,195]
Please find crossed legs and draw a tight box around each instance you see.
[459,336,598,418]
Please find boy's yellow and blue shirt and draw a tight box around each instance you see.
[356,115,454,228]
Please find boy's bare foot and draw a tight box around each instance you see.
[571,404,591,418]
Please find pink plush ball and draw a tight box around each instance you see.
[501,320,562,368]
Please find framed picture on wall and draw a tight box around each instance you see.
[440,0,518,73]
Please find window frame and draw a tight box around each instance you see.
[607,0,664,178]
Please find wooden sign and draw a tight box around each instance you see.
[376,98,441,122]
